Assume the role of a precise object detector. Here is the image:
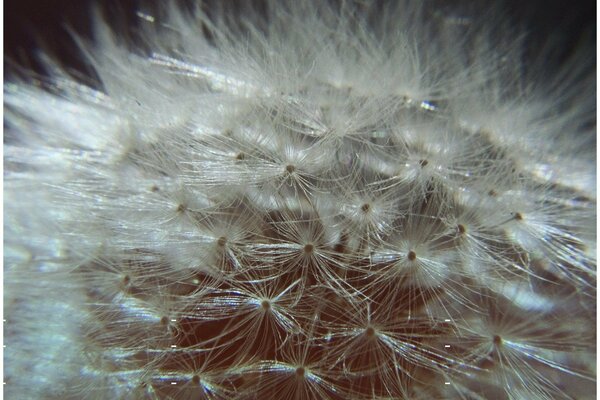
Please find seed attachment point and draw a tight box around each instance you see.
[261,300,271,310]
[365,326,376,337]
[304,243,314,254]
[513,212,523,221]
[217,236,227,247]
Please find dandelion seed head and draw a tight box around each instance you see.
[4,1,595,399]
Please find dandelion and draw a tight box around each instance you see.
[4,1,595,399]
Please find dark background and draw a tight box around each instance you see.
[4,0,596,78]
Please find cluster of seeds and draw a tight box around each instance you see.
[65,72,594,399]
[4,2,595,399]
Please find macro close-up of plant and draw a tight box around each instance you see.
[4,1,596,399]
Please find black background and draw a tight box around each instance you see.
[4,0,596,79]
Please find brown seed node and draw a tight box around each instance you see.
[493,335,502,346]
[150,185,159,192]
[419,159,429,167]
[235,152,245,160]
[261,300,271,310]
[365,326,376,337]
[286,164,296,173]
[304,243,314,254]
[160,316,169,326]
[217,236,227,247]
[191,375,200,385]
[295,367,305,378]
[407,250,417,261]
[361,203,371,213]
[176,204,187,213]
[122,275,131,285]
[513,212,523,221]
[457,224,466,235]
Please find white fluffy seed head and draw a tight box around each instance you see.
[4,1,595,399]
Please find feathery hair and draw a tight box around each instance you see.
[4,1,596,399]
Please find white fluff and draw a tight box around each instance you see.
[4,1,595,399]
